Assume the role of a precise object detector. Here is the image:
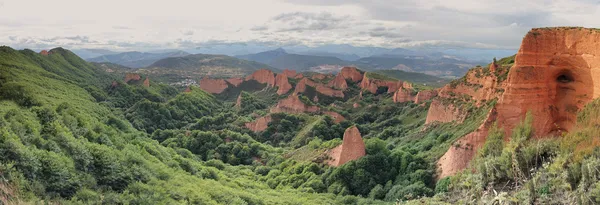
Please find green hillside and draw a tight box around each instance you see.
[0,47,383,204]
[372,70,450,88]
[141,54,278,82]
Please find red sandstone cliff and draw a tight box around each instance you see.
[226,78,243,87]
[393,87,415,103]
[360,73,403,94]
[124,73,141,83]
[40,50,49,56]
[311,73,328,80]
[143,77,150,87]
[324,111,346,123]
[199,77,229,94]
[295,78,344,98]
[414,90,438,104]
[327,73,348,90]
[270,94,320,114]
[437,27,600,178]
[245,115,272,132]
[283,69,297,78]
[327,126,366,166]
[340,67,363,82]
[245,69,276,86]
[275,73,292,95]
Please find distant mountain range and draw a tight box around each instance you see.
[137,54,277,82]
[87,51,190,68]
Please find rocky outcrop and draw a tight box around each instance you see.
[283,69,297,78]
[245,115,272,132]
[353,103,360,108]
[245,69,275,86]
[393,87,415,103]
[40,50,49,56]
[295,78,344,98]
[340,67,363,82]
[271,94,319,114]
[426,100,467,124]
[414,90,438,104]
[235,93,242,108]
[403,82,413,90]
[275,73,292,95]
[124,73,141,83]
[437,27,600,178]
[360,73,403,94]
[327,73,348,90]
[326,126,366,166]
[226,78,243,87]
[199,77,229,94]
[184,86,192,93]
[143,77,150,87]
[324,111,346,123]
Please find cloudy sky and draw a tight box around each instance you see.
[1,0,599,51]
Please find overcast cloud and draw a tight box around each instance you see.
[0,0,598,51]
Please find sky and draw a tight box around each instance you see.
[1,0,599,52]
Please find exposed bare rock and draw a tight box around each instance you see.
[324,111,346,123]
[184,86,191,93]
[393,87,415,103]
[425,99,467,124]
[295,78,344,98]
[245,115,272,132]
[226,77,243,87]
[143,76,150,87]
[245,69,275,86]
[199,77,229,94]
[360,73,403,94]
[270,94,319,114]
[340,67,363,82]
[353,103,360,108]
[124,73,141,83]
[327,73,348,90]
[414,90,438,104]
[283,69,297,78]
[235,93,242,108]
[40,50,49,56]
[326,126,366,166]
[311,73,328,80]
[275,73,292,95]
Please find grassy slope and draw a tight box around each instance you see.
[0,47,379,204]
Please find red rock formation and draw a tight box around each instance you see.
[143,77,150,87]
[360,73,403,94]
[294,73,304,79]
[311,73,328,80]
[235,93,242,108]
[283,69,297,78]
[270,94,320,114]
[199,77,229,94]
[275,73,292,95]
[184,86,192,93]
[403,81,413,89]
[245,69,275,86]
[295,78,344,98]
[40,50,49,56]
[340,67,363,82]
[437,27,600,178]
[245,115,272,132]
[324,111,345,123]
[226,78,243,87]
[393,87,415,103]
[327,126,366,166]
[327,73,348,90]
[426,100,467,124]
[124,73,141,83]
[353,103,360,108]
[414,90,438,104]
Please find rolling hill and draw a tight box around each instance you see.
[87,51,190,68]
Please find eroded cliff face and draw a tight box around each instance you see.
[199,77,229,94]
[143,77,150,87]
[340,67,363,82]
[275,73,292,95]
[414,90,438,104]
[124,73,141,83]
[327,73,348,90]
[437,27,600,178]
[40,50,49,56]
[327,126,366,166]
[311,73,328,80]
[324,111,346,123]
[360,73,403,94]
[393,87,414,103]
[245,115,272,132]
[226,78,243,87]
[295,78,345,98]
[283,69,297,78]
[245,69,276,86]
[270,94,320,114]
